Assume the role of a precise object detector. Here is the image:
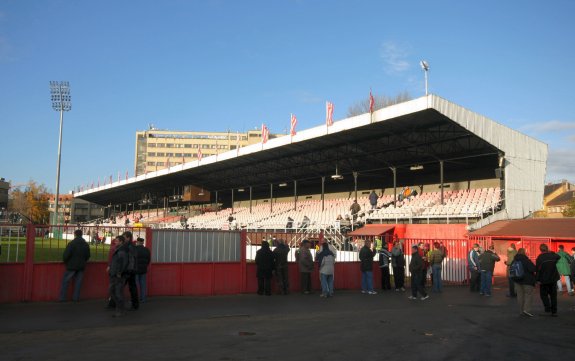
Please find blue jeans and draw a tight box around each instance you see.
[432,264,442,292]
[361,271,374,292]
[320,273,334,296]
[59,269,84,301]
[136,273,147,302]
[480,270,493,295]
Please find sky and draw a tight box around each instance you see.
[1,0,574,194]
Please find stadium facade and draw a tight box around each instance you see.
[78,95,548,230]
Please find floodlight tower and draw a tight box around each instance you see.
[49,81,71,225]
[420,60,429,96]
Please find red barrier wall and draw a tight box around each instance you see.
[0,263,25,303]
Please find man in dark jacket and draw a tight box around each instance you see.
[135,237,151,303]
[536,244,560,316]
[467,243,481,292]
[408,245,429,300]
[512,248,536,317]
[59,229,91,302]
[273,239,290,295]
[255,241,275,296]
[109,235,128,317]
[359,239,377,294]
[297,239,314,294]
[122,231,139,310]
[478,245,500,296]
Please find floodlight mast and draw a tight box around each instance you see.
[50,81,71,225]
[420,60,429,96]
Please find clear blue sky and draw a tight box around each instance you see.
[1,0,574,193]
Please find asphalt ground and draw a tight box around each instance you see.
[1,283,574,361]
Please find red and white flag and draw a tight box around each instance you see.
[197,148,202,161]
[290,114,297,136]
[97,179,100,187]
[261,123,269,144]
[326,101,334,126]
[109,175,113,184]
[125,170,129,180]
[369,90,375,113]
[167,157,170,168]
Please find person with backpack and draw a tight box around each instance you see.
[122,231,139,310]
[536,244,560,316]
[555,245,573,295]
[511,248,536,317]
[135,237,151,303]
[316,242,336,297]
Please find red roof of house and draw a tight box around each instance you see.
[469,218,575,240]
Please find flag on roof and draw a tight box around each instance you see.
[369,90,375,113]
[197,148,202,161]
[290,114,297,136]
[262,123,269,143]
[326,101,334,126]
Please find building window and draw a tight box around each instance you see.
[148,143,157,147]
[166,153,174,157]
[184,144,192,148]
[147,152,156,157]
[166,144,174,148]
[147,162,155,166]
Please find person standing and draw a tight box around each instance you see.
[359,239,377,295]
[378,243,392,291]
[391,240,406,291]
[135,237,151,303]
[350,200,361,222]
[555,245,574,295]
[369,190,379,210]
[297,240,314,294]
[428,242,445,293]
[316,242,335,297]
[255,241,275,296]
[505,243,518,298]
[273,239,290,295]
[59,229,91,302]
[536,244,560,316]
[122,231,139,310]
[109,235,128,317]
[512,248,536,317]
[478,244,500,297]
[468,243,481,292]
[408,245,429,300]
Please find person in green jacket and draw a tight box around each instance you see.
[556,245,573,295]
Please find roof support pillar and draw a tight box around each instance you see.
[249,187,252,213]
[293,180,297,211]
[321,176,325,211]
[269,183,273,213]
[392,167,397,207]
[353,171,358,200]
[215,191,219,215]
[231,189,234,214]
[440,160,444,205]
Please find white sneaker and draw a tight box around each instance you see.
[361,290,367,294]
[421,295,430,300]
[408,296,417,300]
[368,291,378,295]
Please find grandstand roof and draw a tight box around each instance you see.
[468,218,575,240]
[76,95,547,221]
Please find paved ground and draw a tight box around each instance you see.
[1,283,575,361]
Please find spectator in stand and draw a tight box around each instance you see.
[512,248,536,317]
[296,240,314,294]
[350,200,361,221]
[468,243,481,292]
[135,237,151,303]
[285,216,294,231]
[428,242,445,293]
[536,244,560,316]
[359,239,377,295]
[316,242,336,297]
[273,239,290,295]
[369,190,379,209]
[391,240,406,291]
[555,245,573,295]
[59,229,91,302]
[255,241,275,296]
[505,243,518,298]
[408,245,429,300]
[300,215,310,229]
[340,215,352,233]
[478,244,500,297]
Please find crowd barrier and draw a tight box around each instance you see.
[0,224,492,303]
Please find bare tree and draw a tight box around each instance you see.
[347,91,412,117]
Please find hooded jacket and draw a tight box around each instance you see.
[62,236,91,271]
[513,253,536,286]
[536,251,560,284]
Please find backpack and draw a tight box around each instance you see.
[125,244,138,274]
[509,259,524,281]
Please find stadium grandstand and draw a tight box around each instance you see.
[76,95,548,242]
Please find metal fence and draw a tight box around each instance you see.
[152,229,241,263]
[0,224,27,263]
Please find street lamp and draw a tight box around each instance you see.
[420,60,429,96]
[50,81,72,225]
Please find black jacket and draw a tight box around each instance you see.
[536,251,560,284]
[513,253,536,286]
[359,246,375,272]
[109,243,128,277]
[62,237,90,271]
[409,251,424,273]
[273,243,289,268]
[255,244,275,278]
[135,245,151,274]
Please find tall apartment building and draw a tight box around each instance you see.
[134,128,282,176]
